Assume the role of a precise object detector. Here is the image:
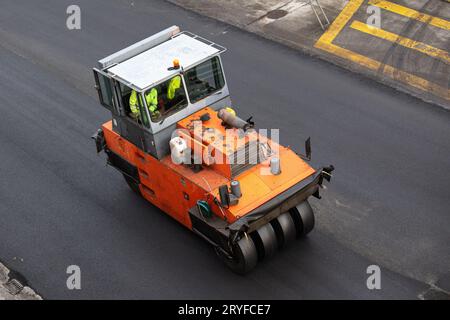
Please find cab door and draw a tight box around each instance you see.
[93,68,120,115]
[112,83,156,155]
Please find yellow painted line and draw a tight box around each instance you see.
[368,0,450,30]
[315,0,450,101]
[316,41,449,100]
[350,21,450,64]
[316,0,364,44]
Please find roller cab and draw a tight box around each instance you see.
[92,26,333,274]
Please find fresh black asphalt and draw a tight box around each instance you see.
[0,0,449,299]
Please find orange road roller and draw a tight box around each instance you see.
[92,26,334,273]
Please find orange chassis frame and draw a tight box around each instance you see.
[93,108,334,255]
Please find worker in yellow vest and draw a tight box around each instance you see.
[129,88,159,120]
[167,75,181,101]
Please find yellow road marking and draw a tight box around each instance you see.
[316,0,364,44]
[314,0,450,101]
[316,0,365,43]
[316,41,449,100]
[368,0,450,30]
[350,21,450,64]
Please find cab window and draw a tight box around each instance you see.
[185,56,225,103]
[118,83,150,128]
[144,75,188,123]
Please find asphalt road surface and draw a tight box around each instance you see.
[0,0,449,299]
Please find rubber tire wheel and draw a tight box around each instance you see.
[271,212,297,248]
[123,174,141,195]
[219,237,258,275]
[250,223,278,261]
[289,200,315,237]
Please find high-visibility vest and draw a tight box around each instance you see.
[146,88,158,112]
[129,90,140,116]
[129,89,158,116]
[167,76,181,100]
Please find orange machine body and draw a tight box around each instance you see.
[102,107,316,229]
[92,26,334,274]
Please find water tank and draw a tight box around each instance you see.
[170,137,188,164]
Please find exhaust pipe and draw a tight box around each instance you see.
[218,108,253,131]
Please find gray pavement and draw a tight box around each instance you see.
[0,0,449,299]
[168,0,450,108]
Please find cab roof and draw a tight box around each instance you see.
[107,33,222,91]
